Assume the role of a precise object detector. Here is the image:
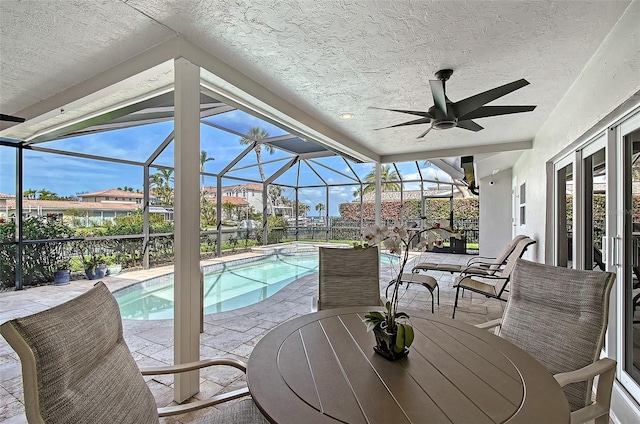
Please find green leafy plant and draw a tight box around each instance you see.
[82,253,105,270]
[1,214,75,288]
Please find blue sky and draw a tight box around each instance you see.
[0,110,451,216]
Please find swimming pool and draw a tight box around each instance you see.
[114,250,399,320]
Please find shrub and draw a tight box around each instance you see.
[0,215,75,288]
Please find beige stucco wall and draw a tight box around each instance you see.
[478,169,515,259]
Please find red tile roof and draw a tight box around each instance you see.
[78,189,144,198]
[203,183,263,193]
[4,199,140,211]
[206,196,249,206]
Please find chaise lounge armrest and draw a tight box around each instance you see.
[554,358,616,424]
[466,256,502,268]
[458,266,505,278]
[140,358,250,417]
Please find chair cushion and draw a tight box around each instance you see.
[318,247,381,309]
[455,276,498,296]
[413,262,464,273]
[498,259,614,411]
[11,282,159,424]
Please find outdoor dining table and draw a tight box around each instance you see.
[248,306,570,424]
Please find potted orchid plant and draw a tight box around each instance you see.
[359,221,460,360]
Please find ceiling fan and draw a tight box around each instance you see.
[372,69,536,139]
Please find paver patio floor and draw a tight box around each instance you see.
[0,250,505,423]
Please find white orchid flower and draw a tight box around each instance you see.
[390,222,407,239]
[438,219,450,230]
[384,237,401,254]
[362,225,379,243]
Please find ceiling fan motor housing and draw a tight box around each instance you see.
[433,119,458,130]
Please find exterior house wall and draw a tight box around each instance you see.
[478,169,514,258]
[512,1,640,260]
[221,184,263,213]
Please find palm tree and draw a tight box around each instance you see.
[149,169,174,205]
[354,165,402,198]
[268,185,283,207]
[37,189,61,200]
[222,201,235,221]
[23,189,37,199]
[422,160,472,198]
[297,202,310,217]
[315,202,325,219]
[200,150,214,190]
[239,127,274,183]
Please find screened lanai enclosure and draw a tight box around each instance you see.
[0,88,478,290]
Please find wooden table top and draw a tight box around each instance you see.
[248,307,570,424]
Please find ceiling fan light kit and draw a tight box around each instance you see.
[373,69,536,139]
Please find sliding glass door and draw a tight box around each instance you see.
[555,157,573,268]
[582,140,607,272]
[620,118,640,396]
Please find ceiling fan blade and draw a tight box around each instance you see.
[417,126,433,139]
[453,79,530,118]
[374,117,432,130]
[369,106,433,118]
[458,105,536,121]
[0,114,25,123]
[429,80,447,115]
[457,120,484,132]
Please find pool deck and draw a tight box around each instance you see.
[0,250,505,423]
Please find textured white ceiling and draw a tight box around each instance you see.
[0,0,633,161]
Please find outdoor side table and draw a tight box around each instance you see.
[387,273,440,313]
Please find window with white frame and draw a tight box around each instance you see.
[519,183,526,225]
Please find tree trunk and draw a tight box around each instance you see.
[256,146,275,215]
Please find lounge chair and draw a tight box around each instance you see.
[0,282,268,424]
[315,246,384,310]
[476,259,616,424]
[412,234,529,275]
[452,236,536,318]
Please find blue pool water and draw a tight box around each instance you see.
[114,251,398,320]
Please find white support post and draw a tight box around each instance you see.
[375,163,382,225]
[173,57,201,403]
[143,165,150,269]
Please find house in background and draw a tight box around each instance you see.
[204,183,263,215]
[77,188,146,204]
[0,188,167,226]
[0,195,138,226]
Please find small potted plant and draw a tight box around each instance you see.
[82,253,107,280]
[105,254,122,276]
[53,257,72,286]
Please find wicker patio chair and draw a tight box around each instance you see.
[451,236,536,318]
[476,259,616,424]
[0,282,268,424]
[315,246,385,310]
[412,234,529,275]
